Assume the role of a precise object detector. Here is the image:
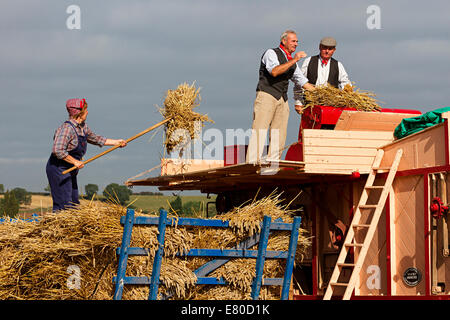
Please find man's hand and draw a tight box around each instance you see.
[105,138,128,147]
[295,105,304,114]
[116,139,127,148]
[271,51,307,77]
[63,155,84,170]
[294,51,307,61]
[73,159,85,169]
[302,82,315,91]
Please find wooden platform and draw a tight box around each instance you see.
[127,128,395,193]
[126,160,341,193]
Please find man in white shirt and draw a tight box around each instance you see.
[247,30,315,163]
[294,37,351,107]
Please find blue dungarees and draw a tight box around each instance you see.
[46,121,87,212]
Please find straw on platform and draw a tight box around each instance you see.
[304,83,381,111]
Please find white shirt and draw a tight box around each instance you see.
[261,48,309,99]
[293,55,351,105]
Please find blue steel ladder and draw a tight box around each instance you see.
[113,208,302,300]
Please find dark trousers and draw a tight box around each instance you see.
[46,157,80,212]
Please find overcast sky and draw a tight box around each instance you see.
[1,0,450,194]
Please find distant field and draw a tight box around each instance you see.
[26,195,53,210]
[129,194,217,216]
[9,194,217,217]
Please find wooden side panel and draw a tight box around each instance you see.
[391,175,426,295]
[302,129,393,174]
[335,111,418,132]
[161,158,224,175]
[381,123,446,171]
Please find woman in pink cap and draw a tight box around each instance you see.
[46,98,127,212]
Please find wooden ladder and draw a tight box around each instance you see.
[323,148,403,300]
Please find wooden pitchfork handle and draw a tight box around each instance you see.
[62,118,172,175]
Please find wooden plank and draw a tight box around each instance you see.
[303,129,394,140]
[304,138,393,148]
[304,146,378,157]
[335,111,418,132]
[303,155,375,165]
[304,164,372,171]
[381,122,446,171]
[161,158,225,175]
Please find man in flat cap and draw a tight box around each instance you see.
[294,37,351,107]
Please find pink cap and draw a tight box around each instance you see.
[66,98,86,117]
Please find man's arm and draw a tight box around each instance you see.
[292,60,315,114]
[293,57,312,108]
[105,139,127,147]
[338,62,351,89]
[271,51,307,77]
[63,154,84,169]
[294,82,315,114]
[303,82,315,91]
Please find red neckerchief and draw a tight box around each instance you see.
[279,44,293,60]
[321,57,329,66]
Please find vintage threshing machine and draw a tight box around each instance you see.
[127,105,450,300]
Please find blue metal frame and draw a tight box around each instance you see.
[149,209,168,300]
[113,208,302,300]
[113,208,135,300]
[251,215,271,299]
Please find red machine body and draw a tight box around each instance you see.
[285,105,422,162]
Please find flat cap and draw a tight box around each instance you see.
[66,98,86,117]
[320,37,337,47]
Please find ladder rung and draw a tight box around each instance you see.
[345,243,363,248]
[365,186,384,189]
[337,263,355,268]
[359,204,378,209]
[372,167,391,171]
[353,224,370,228]
[330,282,348,287]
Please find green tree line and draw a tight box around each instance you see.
[1,182,203,219]
[0,187,32,218]
[168,195,208,217]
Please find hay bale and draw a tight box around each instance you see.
[0,192,310,300]
[304,83,381,111]
[0,200,125,300]
[159,82,214,156]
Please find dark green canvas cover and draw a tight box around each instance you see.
[394,107,450,139]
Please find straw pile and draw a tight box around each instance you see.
[0,193,310,300]
[159,82,214,156]
[304,83,381,111]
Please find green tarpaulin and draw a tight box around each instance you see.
[394,107,450,139]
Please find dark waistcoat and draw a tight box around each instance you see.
[306,55,339,88]
[256,47,296,101]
